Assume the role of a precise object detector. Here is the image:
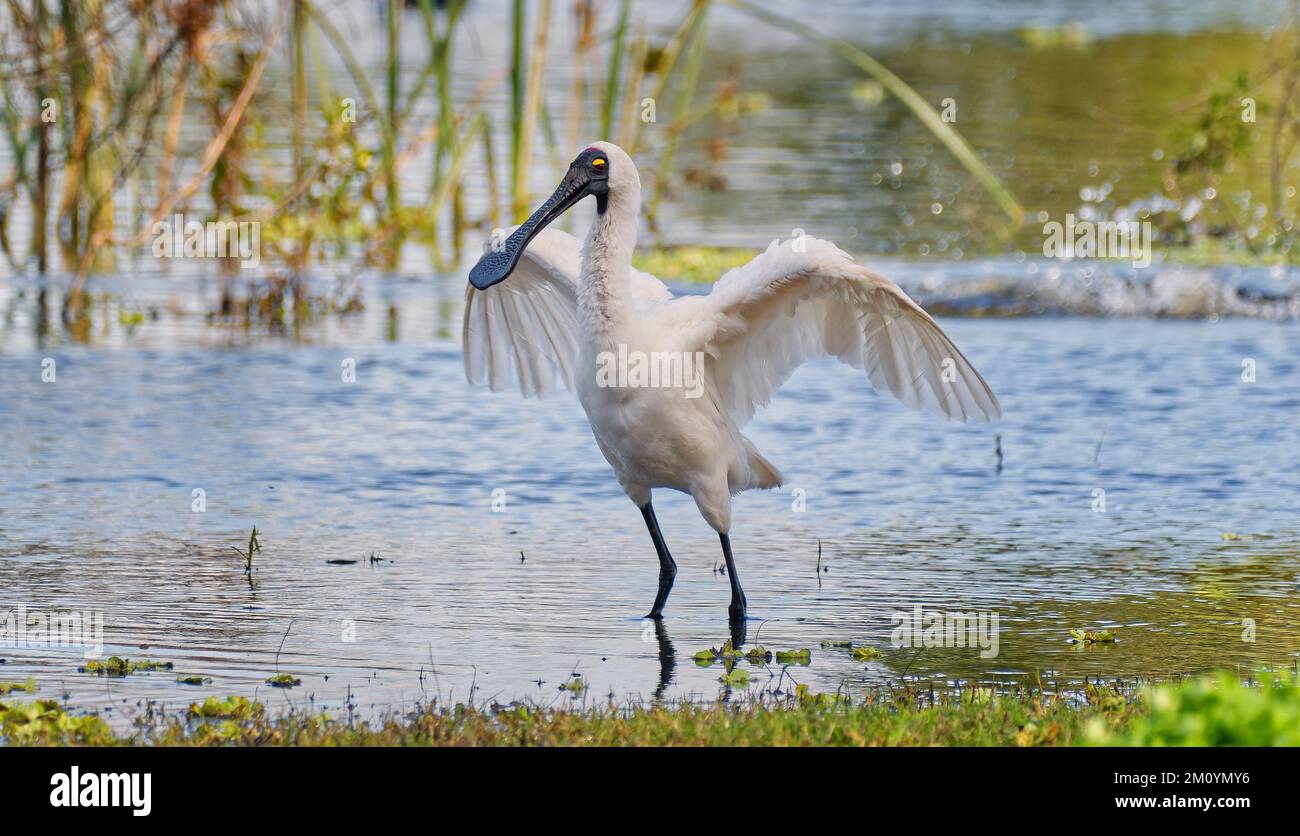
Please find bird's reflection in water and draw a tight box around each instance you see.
[649,617,746,698]
[653,618,676,699]
[729,616,747,649]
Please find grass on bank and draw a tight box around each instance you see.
[3,672,1299,746]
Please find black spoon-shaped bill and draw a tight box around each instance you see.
[467,147,610,290]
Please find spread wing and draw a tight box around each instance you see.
[686,236,1001,426]
[462,227,671,397]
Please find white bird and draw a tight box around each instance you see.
[465,141,1000,622]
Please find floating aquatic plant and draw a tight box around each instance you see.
[1069,629,1118,645]
[818,640,880,660]
[719,668,750,686]
[692,639,759,665]
[558,675,588,694]
[775,648,812,665]
[633,246,757,283]
[265,673,303,688]
[0,679,35,696]
[79,657,174,676]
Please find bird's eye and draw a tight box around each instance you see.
[592,158,606,169]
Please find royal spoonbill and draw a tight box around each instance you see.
[465,141,1000,622]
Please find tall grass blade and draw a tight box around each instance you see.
[513,0,552,223]
[728,0,1024,226]
[601,0,632,141]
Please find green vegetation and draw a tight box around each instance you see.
[264,674,303,688]
[0,687,1127,746]
[633,246,759,283]
[233,526,262,573]
[0,700,113,745]
[1089,672,1300,746]
[5,672,1300,746]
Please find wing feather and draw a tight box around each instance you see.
[689,236,1000,425]
[462,226,669,398]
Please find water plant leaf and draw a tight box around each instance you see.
[775,648,812,665]
[558,675,588,694]
[1069,629,1117,645]
[719,668,750,686]
[0,678,36,696]
[692,639,753,663]
[851,646,883,661]
[265,673,303,688]
[80,657,173,676]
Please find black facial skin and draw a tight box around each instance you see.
[468,148,610,290]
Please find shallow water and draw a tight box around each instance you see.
[3,2,1299,722]
[2,268,1299,720]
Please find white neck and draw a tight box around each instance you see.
[578,192,639,344]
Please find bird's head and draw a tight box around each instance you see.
[469,141,637,290]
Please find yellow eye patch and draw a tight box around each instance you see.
[592,158,606,168]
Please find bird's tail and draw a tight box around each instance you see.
[741,438,784,490]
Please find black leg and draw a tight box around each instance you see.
[640,501,677,618]
[719,533,747,621]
